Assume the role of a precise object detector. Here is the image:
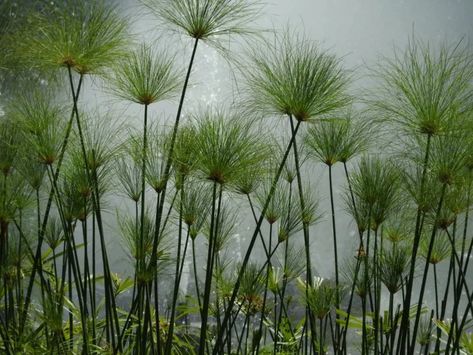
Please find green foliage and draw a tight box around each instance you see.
[109,43,182,105]
[141,0,262,42]
[255,179,288,224]
[59,160,93,222]
[172,126,199,188]
[190,108,270,185]
[11,91,67,166]
[370,37,473,137]
[305,111,372,165]
[346,156,402,231]
[203,202,238,252]
[243,30,351,121]
[297,276,338,319]
[342,257,372,299]
[116,141,143,202]
[277,192,304,242]
[145,124,171,192]
[79,112,124,172]
[377,244,410,294]
[120,210,156,264]
[238,262,265,315]
[44,217,64,250]
[0,115,20,175]
[429,130,473,185]
[0,0,59,97]
[434,319,473,354]
[18,0,128,75]
[419,231,451,264]
[119,210,172,281]
[179,179,213,239]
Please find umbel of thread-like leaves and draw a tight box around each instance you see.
[370,38,473,136]
[20,1,128,75]
[109,44,182,105]
[10,91,67,165]
[190,108,270,185]
[141,0,262,41]
[345,156,402,231]
[304,111,372,165]
[243,31,351,122]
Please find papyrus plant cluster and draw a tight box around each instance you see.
[0,1,473,354]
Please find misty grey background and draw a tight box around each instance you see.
[80,0,473,316]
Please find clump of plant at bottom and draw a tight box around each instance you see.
[1,1,473,354]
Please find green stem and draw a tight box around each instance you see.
[340,161,365,353]
[198,181,218,355]
[236,312,250,354]
[139,102,149,309]
[246,195,271,260]
[159,189,179,237]
[398,133,432,354]
[374,228,380,355]
[433,264,439,318]
[435,245,455,355]
[147,38,199,348]
[455,285,473,352]
[328,164,341,351]
[192,238,203,315]
[288,115,317,353]
[153,192,162,355]
[90,150,121,351]
[409,183,447,353]
[443,228,473,352]
[68,258,73,348]
[21,70,84,332]
[46,163,89,352]
[137,103,149,353]
[389,291,395,354]
[255,222,273,354]
[213,121,302,354]
[274,237,291,354]
[452,220,458,316]
[91,212,96,341]
[165,185,186,353]
[362,207,372,355]
[244,315,251,355]
[319,317,324,355]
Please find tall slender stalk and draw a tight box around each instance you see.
[340,161,365,353]
[288,115,318,352]
[135,103,149,353]
[47,163,90,352]
[443,228,473,351]
[409,183,447,353]
[192,238,203,315]
[274,235,291,354]
[362,208,372,355]
[21,72,84,331]
[328,164,341,350]
[212,121,301,354]
[199,183,224,355]
[373,228,382,355]
[255,221,272,354]
[165,185,186,353]
[398,134,432,354]
[148,38,199,346]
